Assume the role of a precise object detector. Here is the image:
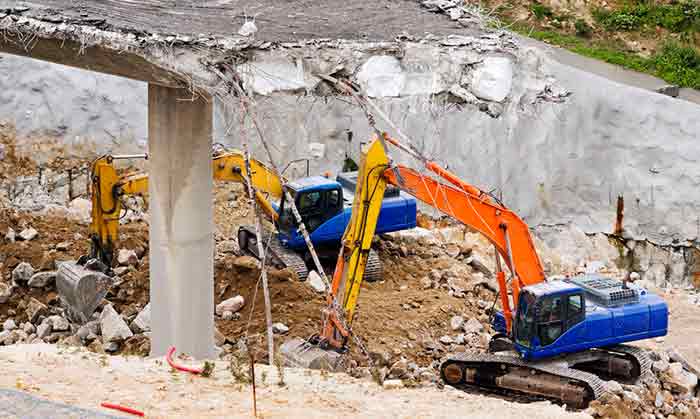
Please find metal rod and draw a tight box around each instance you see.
[239,106,275,367]
[110,153,149,160]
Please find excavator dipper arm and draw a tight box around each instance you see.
[318,138,390,350]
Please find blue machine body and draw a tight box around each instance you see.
[492,274,668,361]
[272,172,417,250]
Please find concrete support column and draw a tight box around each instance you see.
[148,85,215,359]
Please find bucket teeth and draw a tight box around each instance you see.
[56,261,114,324]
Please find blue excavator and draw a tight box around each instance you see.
[282,133,668,409]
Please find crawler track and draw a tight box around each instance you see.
[441,351,607,409]
[237,226,309,280]
[441,344,651,409]
[364,249,382,282]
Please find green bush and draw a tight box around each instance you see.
[594,1,700,33]
[531,2,554,20]
[575,19,593,37]
[593,7,644,31]
[651,42,700,88]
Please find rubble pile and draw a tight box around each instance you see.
[588,348,700,418]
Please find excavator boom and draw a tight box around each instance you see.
[58,151,284,323]
[86,151,284,267]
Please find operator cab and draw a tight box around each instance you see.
[277,176,343,235]
[513,281,585,351]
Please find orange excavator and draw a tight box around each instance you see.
[282,132,667,408]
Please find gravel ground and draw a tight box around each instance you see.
[1,344,591,419]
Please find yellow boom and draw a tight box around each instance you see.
[319,137,390,349]
[87,151,284,266]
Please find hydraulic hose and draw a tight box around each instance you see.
[166,346,204,374]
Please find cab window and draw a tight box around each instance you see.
[327,189,341,211]
[514,292,535,348]
[537,296,564,346]
[566,294,585,329]
[298,191,323,214]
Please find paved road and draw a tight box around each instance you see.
[0,389,120,419]
[518,35,700,106]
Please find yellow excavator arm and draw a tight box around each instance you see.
[317,137,391,350]
[316,132,545,351]
[87,151,284,267]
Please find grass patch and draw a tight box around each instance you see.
[652,42,700,88]
[593,1,700,33]
[531,2,554,20]
[513,24,699,88]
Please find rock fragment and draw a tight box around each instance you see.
[36,322,52,339]
[4,228,15,243]
[389,358,409,379]
[47,315,70,332]
[462,318,483,334]
[130,303,151,333]
[661,362,698,394]
[450,315,464,331]
[18,227,38,241]
[233,256,259,270]
[28,271,56,288]
[216,295,245,316]
[12,262,34,285]
[25,298,47,323]
[307,270,326,293]
[100,304,133,343]
[382,379,405,390]
[213,328,226,346]
[0,283,13,304]
[272,322,289,334]
[656,85,680,98]
[2,319,16,331]
[117,249,138,266]
[55,241,71,251]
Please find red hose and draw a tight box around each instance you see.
[166,346,203,374]
[100,402,144,417]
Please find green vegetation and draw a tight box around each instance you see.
[652,42,700,88]
[593,1,700,33]
[574,19,593,38]
[513,23,700,88]
[531,2,554,20]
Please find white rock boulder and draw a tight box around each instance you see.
[100,304,133,343]
[216,296,245,316]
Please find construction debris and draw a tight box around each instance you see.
[0,127,698,415]
[11,262,34,285]
[216,296,245,316]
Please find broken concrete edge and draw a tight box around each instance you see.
[0,11,531,107]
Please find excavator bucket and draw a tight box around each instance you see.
[56,261,114,324]
[279,338,345,371]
